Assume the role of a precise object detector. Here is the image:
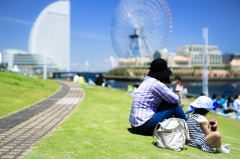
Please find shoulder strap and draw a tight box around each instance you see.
[153,123,161,138]
[181,119,190,140]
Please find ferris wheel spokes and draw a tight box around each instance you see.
[111,0,172,58]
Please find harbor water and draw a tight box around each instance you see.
[108,80,239,97]
[57,74,240,98]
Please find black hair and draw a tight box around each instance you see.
[212,94,217,99]
[234,95,240,100]
[157,76,171,84]
[99,74,104,79]
[222,95,226,98]
[193,108,209,115]
[227,96,233,104]
[133,82,140,88]
[174,75,183,85]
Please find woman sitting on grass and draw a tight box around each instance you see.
[185,96,230,153]
[129,58,186,136]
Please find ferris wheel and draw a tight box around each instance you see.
[111,0,172,58]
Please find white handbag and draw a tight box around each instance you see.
[153,118,190,152]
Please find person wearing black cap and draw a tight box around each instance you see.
[129,58,187,136]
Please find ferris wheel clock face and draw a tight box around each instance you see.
[111,0,172,58]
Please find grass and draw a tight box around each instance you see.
[0,72,60,117]
[25,84,240,159]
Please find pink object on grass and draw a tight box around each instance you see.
[209,118,217,131]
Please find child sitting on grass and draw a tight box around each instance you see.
[185,96,230,153]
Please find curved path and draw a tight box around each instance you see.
[0,81,84,159]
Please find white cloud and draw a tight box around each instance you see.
[76,31,109,40]
[0,16,33,25]
[168,52,176,57]
[103,59,110,62]
[71,62,79,66]
[102,57,118,63]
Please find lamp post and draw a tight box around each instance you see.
[202,27,209,96]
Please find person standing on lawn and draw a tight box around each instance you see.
[171,75,186,106]
[171,75,185,98]
[129,58,187,136]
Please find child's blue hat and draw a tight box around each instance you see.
[185,96,214,114]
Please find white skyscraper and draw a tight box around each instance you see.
[29,0,70,71]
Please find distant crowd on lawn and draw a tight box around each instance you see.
[72,73,111,88]
[211,94,240,115]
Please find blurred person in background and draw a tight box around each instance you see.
[73,73,80,83]
[212,94,218,111]
[95,74,111,88]
[78,74,85,84]
[223,96,235,114]
[227,96,233,107]
[171,75,186,106]
[219,95,226,108]
[171,76,184,94]
[233,95,240,115]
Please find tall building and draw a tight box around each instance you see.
[29,0,70,71]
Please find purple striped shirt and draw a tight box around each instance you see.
[129,76,180,127]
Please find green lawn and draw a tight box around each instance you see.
[0,72,60,117]
[26,84,240,159]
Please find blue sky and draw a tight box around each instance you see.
[0,0,240,72]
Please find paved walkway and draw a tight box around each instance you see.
[0,81,84,159]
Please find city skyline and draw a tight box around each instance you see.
[0,0,240,72]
